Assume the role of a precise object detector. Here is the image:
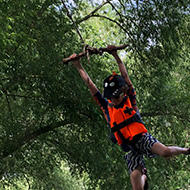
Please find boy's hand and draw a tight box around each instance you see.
[69,53,81,67]
[107,45,118,56]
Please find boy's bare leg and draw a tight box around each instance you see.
[151,142,189,157]
[130,165,147,190]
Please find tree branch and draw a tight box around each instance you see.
[1,120,70,159]
[76,0,113,24]
[62,44,128,64]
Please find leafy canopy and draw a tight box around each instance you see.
[0,0,190,189]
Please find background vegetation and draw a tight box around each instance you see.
[0,0,190,189]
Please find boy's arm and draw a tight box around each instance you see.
[107,45,138,111]
[71,54,109,118]
[71,54,98,96]
[107,45,132,86]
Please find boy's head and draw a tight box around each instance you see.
[103,72,127,100]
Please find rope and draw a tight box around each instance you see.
[61,0,86,46]
[62,1,100,62]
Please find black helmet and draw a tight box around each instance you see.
[103,72,126,99]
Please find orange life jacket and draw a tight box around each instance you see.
[108,97,147,145]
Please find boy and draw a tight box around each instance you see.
[70,45,189,190]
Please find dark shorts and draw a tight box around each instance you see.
[125,133,159,174]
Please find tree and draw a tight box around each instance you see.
[0,0,190,189]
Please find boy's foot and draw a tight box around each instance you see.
[142,168,149,190]
[184,148,190,155]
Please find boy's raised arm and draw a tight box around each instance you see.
[71,54,98,96]
[107,45,132,86]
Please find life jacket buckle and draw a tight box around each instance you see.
[124,107,133,115]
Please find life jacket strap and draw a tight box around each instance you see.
[111,113,143,133]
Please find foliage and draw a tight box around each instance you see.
[0,0,190,189]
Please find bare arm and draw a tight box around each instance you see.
[71,54,98,96]
[107,45,132,86]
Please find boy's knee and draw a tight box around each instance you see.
[130,167,144,190]
[131,177,143,190]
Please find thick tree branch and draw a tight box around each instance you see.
[62,44,128,64]
[1,120,70,159]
